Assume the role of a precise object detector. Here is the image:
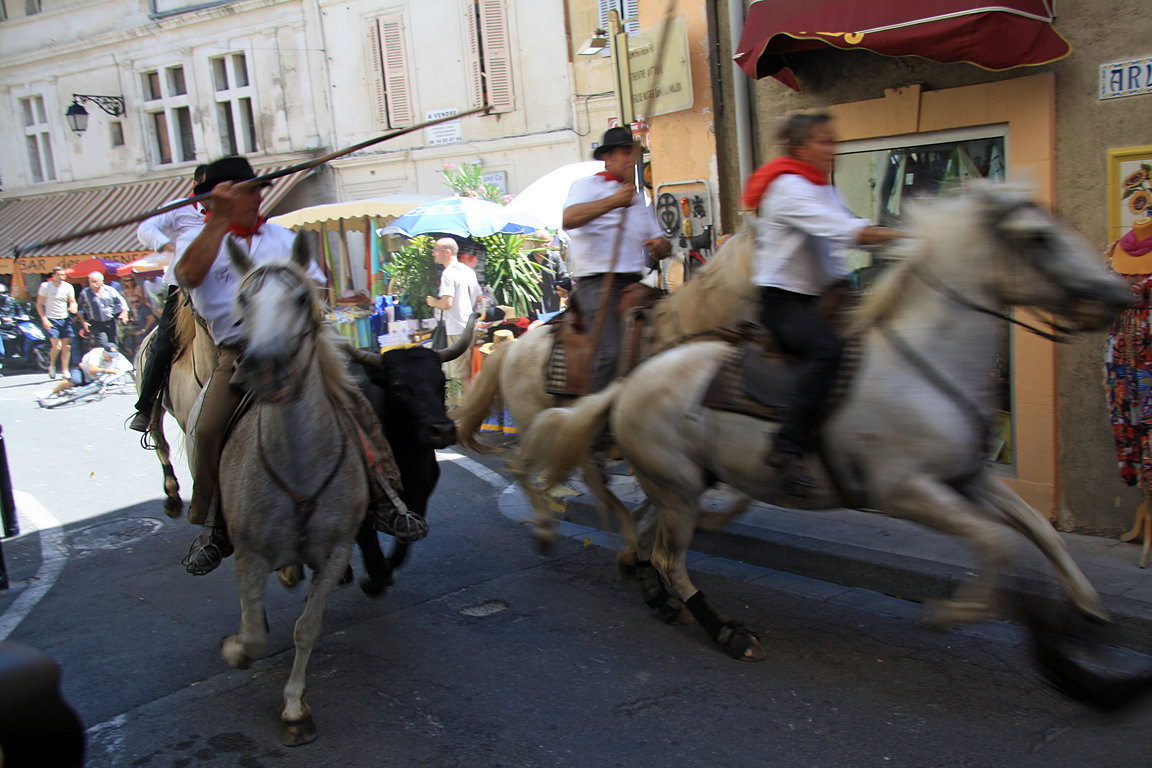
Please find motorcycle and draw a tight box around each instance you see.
[1,312,51,372]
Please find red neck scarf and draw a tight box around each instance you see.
[741,157,829,211]
[204,211,266,238]
[597,170,627,184]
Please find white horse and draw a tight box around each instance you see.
[212,235,368,744]
[525,184,1131,661]
[453,228,758,557]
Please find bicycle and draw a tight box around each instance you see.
[37,369,136,409]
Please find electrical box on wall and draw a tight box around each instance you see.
[654,180,712,291]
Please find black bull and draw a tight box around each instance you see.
[349,324,472,594]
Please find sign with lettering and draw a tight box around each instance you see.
[628,15,693,118]
[1100,57,1152,100]
[425,109,462,146]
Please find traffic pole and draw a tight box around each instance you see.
[0,424,16,590]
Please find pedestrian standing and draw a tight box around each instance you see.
[425,238,481,400]
[77,272,128,349]
[36,266,78,380]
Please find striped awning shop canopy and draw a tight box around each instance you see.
[735,0,1071,90]
[0,164,309,274]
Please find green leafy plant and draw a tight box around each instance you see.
[380,235,438,320]
[478,233,545,318]
[439,161,506,203]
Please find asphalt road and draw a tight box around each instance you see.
[1,368,1150,768]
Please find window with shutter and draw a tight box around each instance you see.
[598,0,638,35]
[479,0,513,113]
[367,14,414,129]
[463,2,484,109]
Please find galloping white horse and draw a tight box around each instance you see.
[524,184,1131,661]
[212,235,367,744]
[453,227,758,553]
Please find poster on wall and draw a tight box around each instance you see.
[1108,145,1152,244]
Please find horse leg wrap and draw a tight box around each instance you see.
[684,591,762,659]
[638,560,687,625]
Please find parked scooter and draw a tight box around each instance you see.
[0,311,50,372]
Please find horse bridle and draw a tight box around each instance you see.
[908,199,1071,343]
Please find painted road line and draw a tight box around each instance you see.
[0,491,68,642]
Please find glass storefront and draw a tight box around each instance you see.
[835,131,1014,466]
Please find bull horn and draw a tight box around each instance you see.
[347,347,383,368]
[437,312,480,362]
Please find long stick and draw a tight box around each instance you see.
[585,0,678,389]
[13,105,491,257]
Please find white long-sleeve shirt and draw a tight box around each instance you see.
[752,174,870,295]
[136,198,205,287]
[564,174,662,277]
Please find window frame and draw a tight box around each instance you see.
[140,62,198,167]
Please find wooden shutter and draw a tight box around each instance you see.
[379,15,414,126]
[366,21,390,128]
[478,0,513,113]
[463,1,484,109]
[622,0,639,34]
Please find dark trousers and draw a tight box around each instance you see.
[758,287,844,455]
[134,286,180,414]
[88,319,117,348]
[572,272,641,393]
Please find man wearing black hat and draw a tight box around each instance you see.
[562,127,670,392]
[168,156,424,575]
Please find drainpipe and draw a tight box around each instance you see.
[728,0,753,183]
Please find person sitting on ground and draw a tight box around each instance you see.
[744,111,903,493]
[173,155,424,576]
[48,343,133,396]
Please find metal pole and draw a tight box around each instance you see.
[0,424,17,591]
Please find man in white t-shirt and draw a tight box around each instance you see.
[36,266,79,380]
[563,126,670,392]
[425,238,480,393]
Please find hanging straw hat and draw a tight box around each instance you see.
[1110,217,1152,275]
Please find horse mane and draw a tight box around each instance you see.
[653,224,759,345]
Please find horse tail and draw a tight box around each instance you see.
[453,341,508,454]
[522,381,624,490]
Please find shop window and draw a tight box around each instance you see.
[20,95,55,183]
[210,52,257,154]
[464,0,514,113]
[836,131,1012,465]
[367,13,414,128]
[141,64,196,165]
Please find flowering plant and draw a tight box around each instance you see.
[439,161,504,203]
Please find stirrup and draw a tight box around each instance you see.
[181,531,234,575]
[370,503,428,543]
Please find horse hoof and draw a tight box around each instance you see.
[721,626,766,662]
[278,565,304,589]
[281,715,317,747]
[163,498,183,519]
[220,636,252,670]
[923,599,990,628]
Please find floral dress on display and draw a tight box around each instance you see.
[1105,249,1152,487]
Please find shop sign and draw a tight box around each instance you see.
[1100,57,1152,100]
[627,15,693,118]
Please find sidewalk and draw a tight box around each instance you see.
[498,470,1152,657]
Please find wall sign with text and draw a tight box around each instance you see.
[1100,57,1152,100]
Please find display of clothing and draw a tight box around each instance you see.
[1104,248,1152,487]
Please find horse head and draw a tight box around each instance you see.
[976,183,1130,333]
[900,183,1130,339]
[227,233,326,402]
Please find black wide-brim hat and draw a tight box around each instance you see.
[593,126,639,160]
[193,156,271,197]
